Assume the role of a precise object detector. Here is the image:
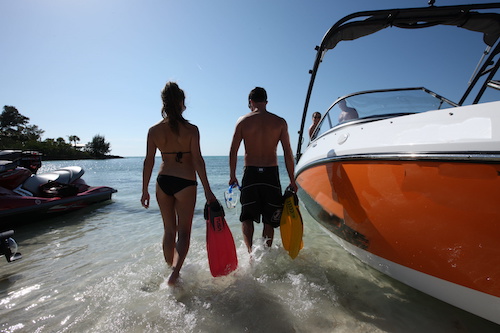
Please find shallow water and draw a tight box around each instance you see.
[1,157,498,332]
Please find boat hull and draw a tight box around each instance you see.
[296,159,500,324]
[0,186,117,229]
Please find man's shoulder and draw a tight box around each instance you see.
[240,110,284,120]
[236,112,256,124]
[269,112,285,121]
[237,111,287,130]
[264,112,287,126]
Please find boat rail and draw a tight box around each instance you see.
[296,3,500,162]
[297,151,500,176]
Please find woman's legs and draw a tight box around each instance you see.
[168,186,196,284]
[156,184,176,266]
[156,183,197,285]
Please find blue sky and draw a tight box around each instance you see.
[1,0,498,157]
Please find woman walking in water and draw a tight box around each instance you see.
[141,81,216,285]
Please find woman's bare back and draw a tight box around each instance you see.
[149,120,197,179]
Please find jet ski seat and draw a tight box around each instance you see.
[21,166,84,197]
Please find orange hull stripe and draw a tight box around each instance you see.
[297,161,500,297]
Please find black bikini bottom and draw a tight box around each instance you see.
[157,175,198,196]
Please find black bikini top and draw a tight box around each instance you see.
[161,151,190,163]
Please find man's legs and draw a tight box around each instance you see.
[242,220,254,253]
[263,223,274,248]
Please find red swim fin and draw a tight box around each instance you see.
[204,200,238,277]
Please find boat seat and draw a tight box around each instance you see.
[54,166,85,183]
[21,166,84,197]
[0,160,17,174]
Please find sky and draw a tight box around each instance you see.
[1,0,498,157]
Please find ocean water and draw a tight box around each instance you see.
[0,157,498,333]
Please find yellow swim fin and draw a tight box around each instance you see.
[280,187,304,259]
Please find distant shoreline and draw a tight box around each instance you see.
[43,155,124,161]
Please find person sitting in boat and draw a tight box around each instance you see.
[309,112,321,138]
[338,99,359,123]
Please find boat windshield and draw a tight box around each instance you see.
[312,88,457,140]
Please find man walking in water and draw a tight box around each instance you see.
[229,87,297,253]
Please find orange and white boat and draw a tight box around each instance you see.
[295,3,500,325]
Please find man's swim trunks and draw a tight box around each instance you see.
[157,174,197,196]
[240,166,282,228]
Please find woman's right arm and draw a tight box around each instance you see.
[141,128,156,208]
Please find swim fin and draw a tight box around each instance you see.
[204,200,238,277]
[280,187,304,259]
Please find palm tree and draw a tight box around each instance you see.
[68,135,80,148]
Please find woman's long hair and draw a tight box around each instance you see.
[161,82,187,135]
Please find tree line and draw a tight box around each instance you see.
[0,105,112,159]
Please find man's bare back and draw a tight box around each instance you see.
[237,110,287,167]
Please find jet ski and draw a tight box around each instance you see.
[0,150,117,229]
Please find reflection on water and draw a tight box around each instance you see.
[0,158,498,332]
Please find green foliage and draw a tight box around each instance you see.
[0,105,113,159]
[85,135,111,158]
[0,106,44,142]
[68,135,80,146]
[23,139,92,160]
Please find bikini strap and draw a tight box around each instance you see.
[161,151,190,163]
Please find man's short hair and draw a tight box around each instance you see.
[249,87,267,103]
